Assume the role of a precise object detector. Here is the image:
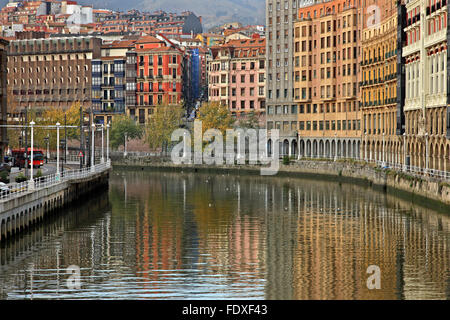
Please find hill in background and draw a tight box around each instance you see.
[0,0,266,30]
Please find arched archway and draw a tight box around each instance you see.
[325,140,330,158]
[267,139,272,157]
[446,144,450,174]
[337,140,342,158]
[313,140,318,158]
[306,140,312,158]
[319,140,324,157]
[331,140,336,158]
[342,141,347,158]
[291,140,298,158]
[299,140,305,158]
[358,141,361,159]
[283,139,289,157]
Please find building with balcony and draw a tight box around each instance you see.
[6,36,102,121]
[91,39,137,124]
[361,0,405,164]
[208,38,266,123]
[0,38,8,158]
[293,0,362,159]
[128,35,183,124]
[402,0,450,172]
[266,0,301,157]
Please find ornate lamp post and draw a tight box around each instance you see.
[56,122,61,180]
[29,121,35,190]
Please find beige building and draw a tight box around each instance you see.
[361,0,404,165]
[293,0,362,159]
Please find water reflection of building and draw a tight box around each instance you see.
[282,180,449,299]
[122,172,449,300]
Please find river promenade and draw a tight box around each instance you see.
[112,157,450,209]
[0,161,111,242]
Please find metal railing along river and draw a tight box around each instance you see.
[0,161,111,201]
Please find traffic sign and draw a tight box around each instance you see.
[78,151,84,157]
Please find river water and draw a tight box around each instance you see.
[0,170,448,300]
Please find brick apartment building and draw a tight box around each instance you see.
[6,36,102,121]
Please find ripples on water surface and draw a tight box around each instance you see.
[0,170,449,300]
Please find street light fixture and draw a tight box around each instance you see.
[425,132,429,174]
[29,121,35,190]
[56,122,61,180]
[91,123,95,172]
[101,123,105,164]
[44,135,49,164]
[106,123,110,164]
[403,132,407,172]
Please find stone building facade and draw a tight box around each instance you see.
[6,36,102,121]
[402,0,450,172]
[266,0,300,157]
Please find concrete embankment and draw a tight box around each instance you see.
[0,169,110,242]
[113,159,450,211]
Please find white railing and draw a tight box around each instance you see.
[297,155,450,182]
[0,160,111,202]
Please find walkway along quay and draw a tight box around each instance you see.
[0,161,111,242]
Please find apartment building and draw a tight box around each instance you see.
[266,0,302,157]
[129,36,183,124]
[0,38,8,158]
[92,39,136,124]
[294,0,362,159]
[402,0,450,172]
[208,38,266,121]
[361,0,405,165]
[6,36,102,120]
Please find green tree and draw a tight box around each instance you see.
[145,104,184,155]
[196,102,235,135]
[35,102,82,150]
[110,115,143,150]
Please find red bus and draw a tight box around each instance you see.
[11,148,45,169]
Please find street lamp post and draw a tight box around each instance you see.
[403,133,407,172]
[106,124,110,164]
[124,133,128,158]
[44,135,49,164]
[29,121,35,190]
[365,133,367,162]
[334,133,337,161]
[91,123,95,172]
[101,124,105,164]
[425,132,429,174]
[56,122,61,179]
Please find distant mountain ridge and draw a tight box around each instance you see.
[0,0,266,30]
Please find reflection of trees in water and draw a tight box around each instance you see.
[111,171,449,300]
